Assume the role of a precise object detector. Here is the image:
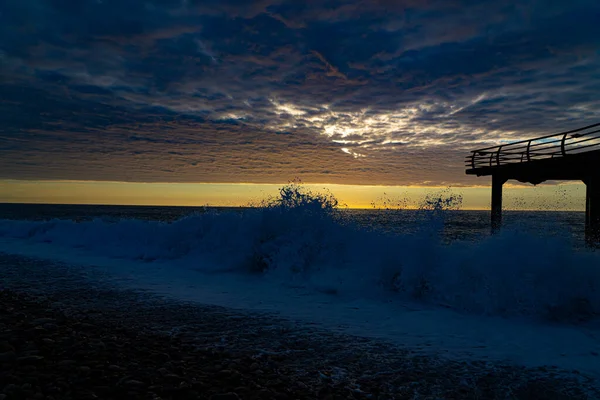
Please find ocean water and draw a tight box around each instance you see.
[1,198,600,377]
[0,202,586,244]
[0,201,595,317]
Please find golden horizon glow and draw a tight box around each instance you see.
[0,179,587,211]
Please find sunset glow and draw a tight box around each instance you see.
[1,0,599,207]
[0,180,587,211]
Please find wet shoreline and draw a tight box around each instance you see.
[1,253,598,399]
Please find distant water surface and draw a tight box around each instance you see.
[0,203,585,246]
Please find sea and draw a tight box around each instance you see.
[0,202,586,244]
[1,200,600,378]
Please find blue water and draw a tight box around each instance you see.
[0,200,597,322]
[0,203,586,243]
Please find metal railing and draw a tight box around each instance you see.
[466,122,600,170]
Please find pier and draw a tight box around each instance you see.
[466,122,600,245]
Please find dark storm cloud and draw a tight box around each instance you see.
[1,0,600,185]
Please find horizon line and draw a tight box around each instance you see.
[0,201,585,213]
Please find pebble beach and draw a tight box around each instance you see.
[1,253,598,400]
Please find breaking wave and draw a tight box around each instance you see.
[1,183,599,323]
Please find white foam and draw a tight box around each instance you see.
[1,206,600,379]
[1,209,599,320]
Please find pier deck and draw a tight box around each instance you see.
[465,122,600,244]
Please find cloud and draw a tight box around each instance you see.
[1,0,600,186]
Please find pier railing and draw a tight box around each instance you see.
[466,122,600,170]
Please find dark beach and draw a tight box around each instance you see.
[1,253,598,400]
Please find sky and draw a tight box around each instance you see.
[1,0,600,208]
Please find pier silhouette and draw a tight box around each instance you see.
[466,122,600,245]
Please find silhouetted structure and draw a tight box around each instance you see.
[466,122,600,245]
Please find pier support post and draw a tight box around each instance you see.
[491,174,506,234]
[585,176,600,246]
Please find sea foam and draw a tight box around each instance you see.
[1,186,599,323]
